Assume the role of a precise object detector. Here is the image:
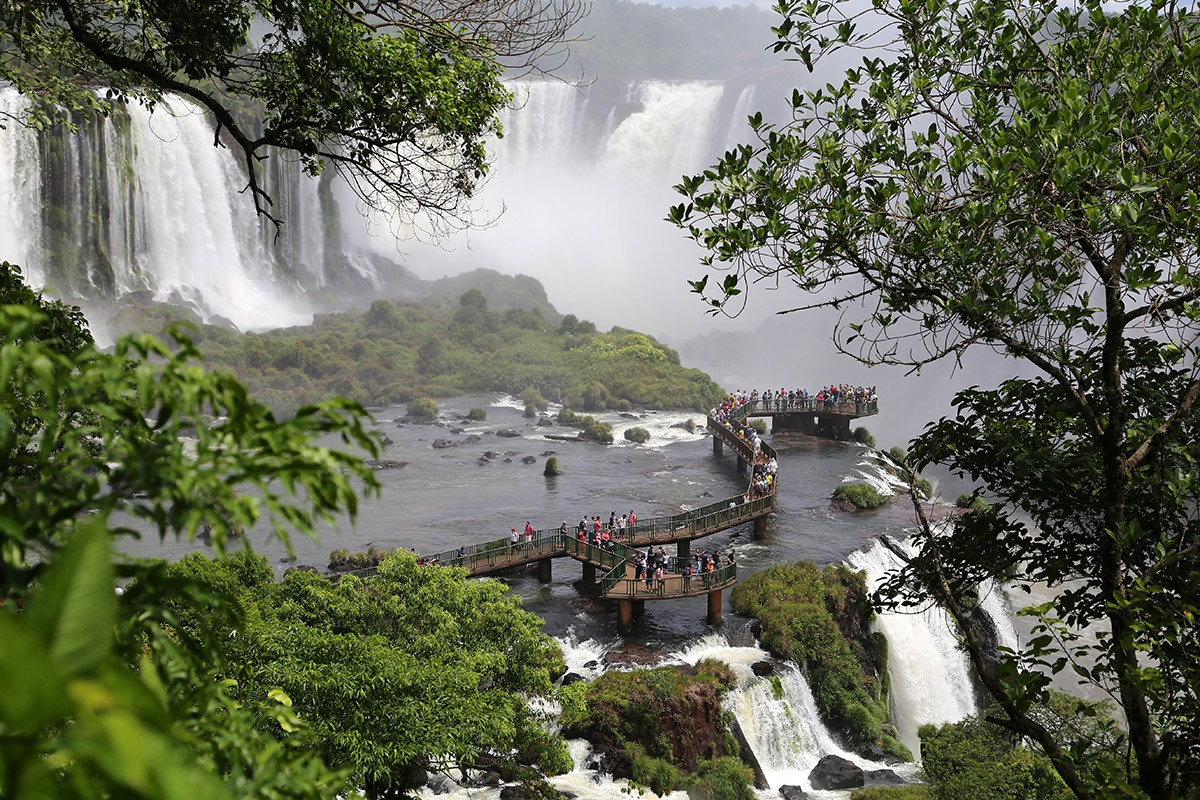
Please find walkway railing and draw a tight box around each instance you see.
[339,398,778,602]
[748,398,879,416]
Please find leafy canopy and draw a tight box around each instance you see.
[0,0,585,233]
[671,0,1200,796]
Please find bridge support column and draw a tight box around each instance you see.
[706,589,723,626]
[754,516,767,538]
[582,562,596,586]
[713,437,723,456]
[677,540,691,567]
[736,455,747,472]
[538,557,552,582]
[633,600,645,618]
[618,599,634,635]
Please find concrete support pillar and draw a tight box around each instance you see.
[538,557,552,582]
[582,562,596,586]
[677,539,691,566]
[754,516,767,538]
[618,599,634,635]
[736,455,747,472]
[707,589,723,626]
[633,599,645,617]
[713,437,723,456]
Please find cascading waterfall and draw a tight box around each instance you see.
[599,82,725,179]
[0,91,45,285]
[0,87,364,329]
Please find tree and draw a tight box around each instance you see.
[671,0,1200,796]
[0,288,382,798]
[0,0,585,234]
[164,551,571,798]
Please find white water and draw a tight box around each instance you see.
[0,92,45,286]
[0,87,361,330]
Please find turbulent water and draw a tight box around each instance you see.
[122,393,1014,796]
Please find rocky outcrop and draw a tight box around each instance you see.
[807,755,864,790]
[365,458,408,470]
[778,786,810,800]
[432,435,482,449]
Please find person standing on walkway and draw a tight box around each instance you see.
[524,521,534,552]
[509,527,519,554]
[655,564,665,593]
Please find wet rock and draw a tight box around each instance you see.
[365,459,408,470]
[432,439,457,449]
[778,787,810,800]
[380,433,394,446]
[751,660,774,677]
[561,672,586,686]
[450,427,465,434]
[698,491,714,498]
[542,450,557,456]
[505,450,520,456]
[865,768,907,785]
[478,456,491,466]
[538,416,555,426]
[808,754,864,790]
[522,456,537,464]
[504,458,512,463]
[427,775,455,795]
[496,429,521,438]
[483,451,500,459]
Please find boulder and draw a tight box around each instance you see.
[522,456,538,464]
[496,429,521,438]
[380,433,394,446]
[560,672,586,686]
[538,416,555,426]
[865,769,907,785]
[808,755,864,790]
[778,786,810,800]
[365,459,408,470]
[427,775,456,795]
[751,660,774,677]
[432,439,457,449]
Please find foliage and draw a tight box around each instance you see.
[730,563,896,753]
[0,0,584,235]
[467,407,487,421]
[832,483,890,511]
[557,408,578,424]
[913,477,933,501]
[850,788,932,800]
[624,426,650,444]
[0,280,381,797]
[166,551,569,795]
[159,289,724,417]
[748,419,766,434]
[919,717,1071,800]
[577,415,614,445]
[543,456,560,476]
[406,397,438,419]
[632,755,682,796]
[852,427,876,447]
[674,1,1200,791]
[955,494,991,513]
[562,664,736,773]
[685,757,755,800]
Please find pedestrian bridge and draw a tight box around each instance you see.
[342,400,776,633]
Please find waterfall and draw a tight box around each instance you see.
[0,91,44,286]
[599,81,725,179]
[846,539,979,756]
[0,87,374,330]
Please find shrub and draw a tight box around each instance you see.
[955,493,992,512]
[850,788,932,800]
[624,426,650,444]
[406,397,438,418]
[887,446,908,466]
[686,757,755,800]
[833,483,890,510]
[557,408,578,424]
[467,407,487,421]
[684,418,697,433]
[522,387,549,411]
[632,756,681,796]
[557,681,589,728]
[913,477,933,500]
[919,718,1072,800]
[580,416,614,445]
[524,403,537,418]
[748,419,767,434]
[852,426,876,446]
[543,456,560,476]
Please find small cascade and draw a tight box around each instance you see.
[498,81,584,166]
[846,538,979,756]
[729,668,859,790]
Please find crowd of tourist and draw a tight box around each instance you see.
[749,384,878,413]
